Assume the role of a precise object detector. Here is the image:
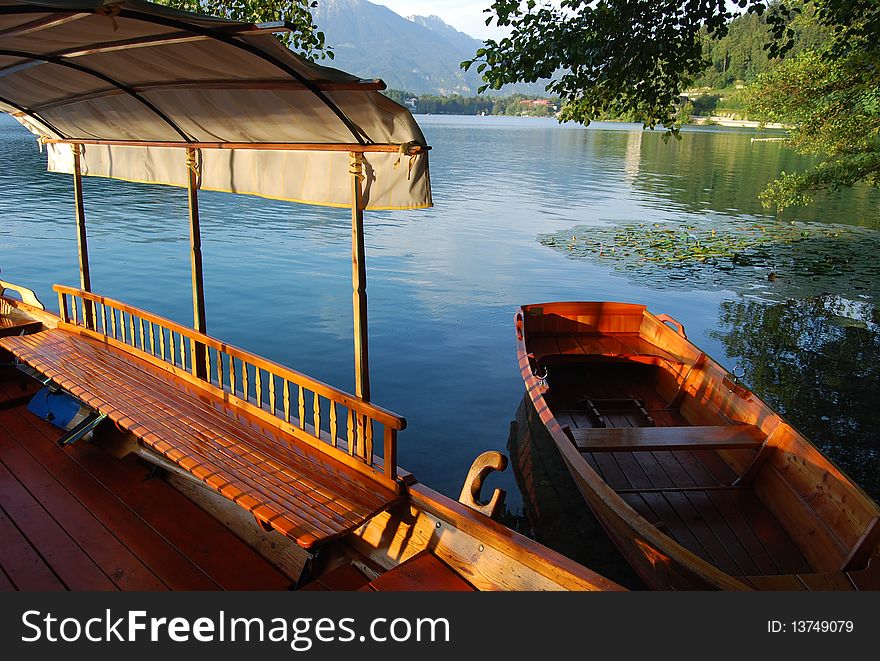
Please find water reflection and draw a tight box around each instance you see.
[506,395,644,589]
[632,127,880,227]
[711,295,880,500]
[3,113,877,506]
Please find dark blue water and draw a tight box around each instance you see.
[2,113,878,508]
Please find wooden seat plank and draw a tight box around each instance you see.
[11,331,392,515]
[32,335,388,536]
[108,387,367,533]
[30,333,387,519]
[0,330,398,550]
[572,425,765,452]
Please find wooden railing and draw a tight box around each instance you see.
[55,285,404,482]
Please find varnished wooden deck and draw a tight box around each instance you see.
[0,377,293,591]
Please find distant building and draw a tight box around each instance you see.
[519,98,558,113]
[405,97,418,109]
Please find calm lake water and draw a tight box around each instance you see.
[2,114,878,526]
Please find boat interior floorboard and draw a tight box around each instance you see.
[549,361,813,578]
[0,378,293,591]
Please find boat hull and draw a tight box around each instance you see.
[516,301,880,590]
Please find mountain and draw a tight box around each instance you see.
[312,0,546,96]
[407,14,483,57]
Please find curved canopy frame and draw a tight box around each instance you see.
[0,0,433,401]
[0,46,193,140]
[0,2,372,144]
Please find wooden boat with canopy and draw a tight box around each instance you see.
[0,0,621,591]
[516,301,880,590]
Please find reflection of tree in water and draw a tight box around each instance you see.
[711,296,880,500]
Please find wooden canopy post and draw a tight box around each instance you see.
[349,152,370,402]
[72,145,93,329]
[185,147,207,379]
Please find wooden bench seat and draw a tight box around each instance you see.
[0,329,401,550]
[570,424,765,452]
[531,332,682,365]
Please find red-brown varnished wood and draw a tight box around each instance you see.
[300,564,371,591]
[0,505,65,591]
[0,423,166,590]
[570,424,765,452]
[0,399,292,591]
[0,329,400,550]
[0,316,41,337]
[0,459,117,590]
[0,567,14,591]
[0,408,227,590]
[363,551,476,591]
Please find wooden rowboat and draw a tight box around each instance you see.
[516,301,880,590]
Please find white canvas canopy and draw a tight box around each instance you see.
[0,0,432,209]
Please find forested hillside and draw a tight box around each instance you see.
[690,4,828,89]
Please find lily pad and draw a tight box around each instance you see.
[539,217,880,304]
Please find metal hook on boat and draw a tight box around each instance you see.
[458,451,508,519]
[724,364,751,399]
[535,365,548,387]
[731,364,746,385]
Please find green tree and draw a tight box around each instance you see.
[156,1,332,61]
[746,47,879,212]
[464,0,879,203]
[463,1,791,131]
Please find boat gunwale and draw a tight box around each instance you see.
[516,303,747,589]
[516,300,880,589]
